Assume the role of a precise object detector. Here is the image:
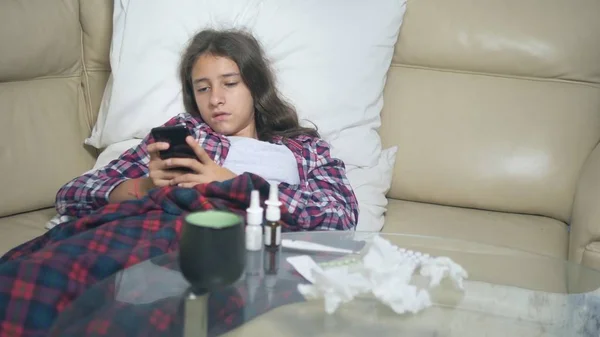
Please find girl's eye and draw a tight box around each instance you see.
[225,82,238,87]
[197,87,209,93]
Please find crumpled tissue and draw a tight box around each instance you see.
[288,235,468,315]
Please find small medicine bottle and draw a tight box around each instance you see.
[264,183,282,249]
[245,190,263,251]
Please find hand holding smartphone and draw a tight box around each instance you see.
[150,125,196,172]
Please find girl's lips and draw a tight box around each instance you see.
[213,112,230,121]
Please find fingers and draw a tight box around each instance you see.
[147,142,169,160]
[164,157,203,173]
[160,170,187,180]
[169,173,205,187]
[176,182,199,188]
[186,136,212,164]
[148,169,184,187]
[147,138,209,189]
[148,157,170,172]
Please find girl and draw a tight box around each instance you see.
[55,29,359,231]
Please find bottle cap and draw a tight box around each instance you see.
[246,190,263,226]
[265,183,281,221]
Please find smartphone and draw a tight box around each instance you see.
[150,125,196,172]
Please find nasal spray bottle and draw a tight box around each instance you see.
[244,190,264,306]
[245,190,263,251]
[264,183,282,250]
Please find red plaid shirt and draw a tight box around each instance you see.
[55,113,358,231]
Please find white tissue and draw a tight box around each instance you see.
[298,266,370,314]
[420,256,468,290]
[291,235,468,315]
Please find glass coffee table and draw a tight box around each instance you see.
[49,232,600,336]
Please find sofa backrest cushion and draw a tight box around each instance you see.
[379,0,600,222]
[0,0,112,216]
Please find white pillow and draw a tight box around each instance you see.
[88,0,406,229]
[92,139,143,170]
[349,147,398,232]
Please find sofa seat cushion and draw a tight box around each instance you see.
[0,208,53,256]
[382,199,569,259]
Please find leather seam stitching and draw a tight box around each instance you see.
[389,64,600,89]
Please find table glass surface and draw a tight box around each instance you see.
[49,231,600,336]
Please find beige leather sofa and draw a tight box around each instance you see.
[1,0,599,270]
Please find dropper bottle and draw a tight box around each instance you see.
[245,190,263,251]
[264,183,282,249]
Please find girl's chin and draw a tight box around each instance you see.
[207,121,255,138]
[206,122,231,133]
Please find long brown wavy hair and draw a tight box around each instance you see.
[179,29,319,141]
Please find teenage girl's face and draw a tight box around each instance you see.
[191,54,257,138]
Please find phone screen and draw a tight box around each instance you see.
[150,126,197,172]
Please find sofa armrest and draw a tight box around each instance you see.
[569,143,600,263]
